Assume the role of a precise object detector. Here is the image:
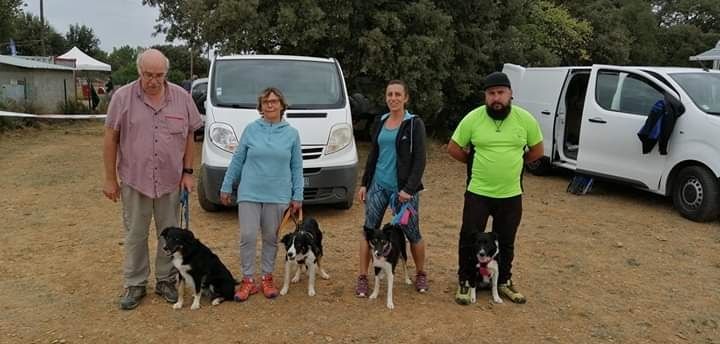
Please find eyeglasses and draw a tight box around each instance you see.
[262,99,280,106]
[141,71,166,81]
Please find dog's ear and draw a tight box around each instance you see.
[487,231,498,241]
[160,227,170,237]
[179,228,195,243]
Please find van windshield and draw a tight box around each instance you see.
[670,73,720,115]
[211,59,345,110]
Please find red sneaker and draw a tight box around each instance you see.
[234,277,258,302]
[260,274,279,299]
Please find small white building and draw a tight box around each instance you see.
[0,55,75,113]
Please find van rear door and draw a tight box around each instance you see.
[578,66,679,190]
[504,64,569,160]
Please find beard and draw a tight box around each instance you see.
[487,100,511,120]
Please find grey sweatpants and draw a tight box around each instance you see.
[237,201,288,278]
[121,185,179,287]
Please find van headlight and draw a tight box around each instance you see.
[209,122,239,153]
[325,123,353,155]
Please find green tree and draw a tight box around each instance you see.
[12,13,67,56]
[152,44,210,81]
[0,0,24,53]
[108,45,141,85]
[65,23,106,60]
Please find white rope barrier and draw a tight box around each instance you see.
[0,110,106,119]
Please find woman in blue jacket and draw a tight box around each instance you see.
[355,80,428,297]
[220,87,303,301]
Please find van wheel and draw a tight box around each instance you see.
[672,166,720,222]
[198,172,223,212]
[525,156,552,176]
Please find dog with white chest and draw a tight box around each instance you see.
[366,223,412,309]
[279,218,330,297]
[468,231,503,304]
[160,227,237,310]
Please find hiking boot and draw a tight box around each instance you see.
[415,271,428,293]
[119,286,147,310]
[499,279,527,304]
[234,277,259,302]
[260,274,279,299]
[154,280,178,303]
[355,274,369,298]
[455,281,471,305]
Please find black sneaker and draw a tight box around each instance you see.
[499,279,527,304]
[119,286,147,310]
[455,281,471,305]
[155,280,178,303]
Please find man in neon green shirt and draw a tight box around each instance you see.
[447,71,544,305]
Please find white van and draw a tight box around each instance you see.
[199,55,358,211]
[503,63,720,222]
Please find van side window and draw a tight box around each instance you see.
[596,71,664,116]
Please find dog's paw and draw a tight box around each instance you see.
[386,301,394,310]
[280,287,289,295]
[190,302,200,310]
[291,276,301,283]
[211,298,223,306]
[404,278,412,285]
[320,271,330,280]
[172,302,183,310]
[308,289,316,297]
[470,296,477,304]
[493,297,504,304]
[369,292,378,300]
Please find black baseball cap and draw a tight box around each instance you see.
[483,72,511,90]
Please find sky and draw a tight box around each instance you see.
[23,0,175,52]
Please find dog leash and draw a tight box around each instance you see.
[389,193,416,226]
[179,189,189,230]
[276,207,303,240]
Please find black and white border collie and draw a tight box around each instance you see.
[469,231,503,304]
[279,218,330,297]
[160,227,237,310]
[366,223,412,309]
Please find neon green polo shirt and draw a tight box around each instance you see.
[451,105,543,198]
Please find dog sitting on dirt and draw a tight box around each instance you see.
[160,227,237,310]
[468,231,503,304]
[366,223,412,309]
[279,218,330,297]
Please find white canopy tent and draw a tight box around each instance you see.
[689,40,720,70]
[58,46,111,72]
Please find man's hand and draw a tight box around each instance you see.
[357,186,367,203]
[398,190,413,202]
[180,174,194,192]
[290,200,302,214]
[220,192,232,206]
[103,179,121,202]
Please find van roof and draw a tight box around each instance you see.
[504,63,720,75]
[215,54,336,63]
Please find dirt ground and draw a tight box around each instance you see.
[1,122,719,344]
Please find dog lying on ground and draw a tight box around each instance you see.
[469,231,502,304]
[366,223,412,309]
[160,227,237,310]
[279,218,330,296]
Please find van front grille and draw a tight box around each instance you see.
[302,146,324,160]
[304,187,334,200]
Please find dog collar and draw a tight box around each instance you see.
[476,261,491,277]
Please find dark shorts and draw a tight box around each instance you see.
[363,183,422,244]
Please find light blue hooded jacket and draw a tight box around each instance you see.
[220,118,303,203]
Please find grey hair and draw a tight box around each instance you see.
[136,48,170,73]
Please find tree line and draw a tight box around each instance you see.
[143,0,719,134]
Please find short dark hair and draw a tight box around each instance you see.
[256,87,288,116]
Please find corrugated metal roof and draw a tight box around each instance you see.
[0,55,75,71]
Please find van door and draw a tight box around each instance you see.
[503,64,569,160]
[578,66,678,190]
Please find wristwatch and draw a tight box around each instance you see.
[182,168,194,175]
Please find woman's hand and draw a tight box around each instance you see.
[398,190,413,202]
[290,200,302,214]
[220,192,232,206]
[357,186,367,203]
